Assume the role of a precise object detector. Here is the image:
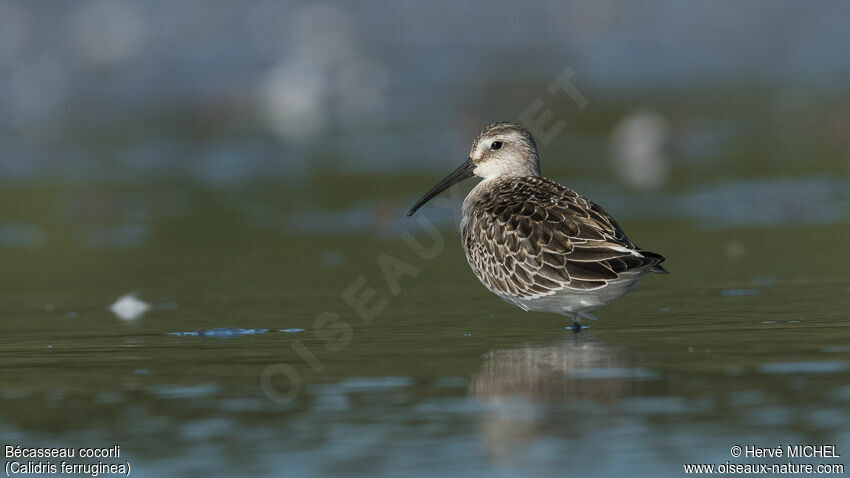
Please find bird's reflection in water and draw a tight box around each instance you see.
[470,335,662,469]
[471,335,656,402]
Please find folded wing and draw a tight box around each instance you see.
[463,177,666,298]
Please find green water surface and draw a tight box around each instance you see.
[1,179,849,476]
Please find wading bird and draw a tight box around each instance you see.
[407,122,667,332]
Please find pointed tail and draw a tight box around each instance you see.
[639,250,669,274]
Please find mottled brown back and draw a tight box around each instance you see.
[462,176,666,298]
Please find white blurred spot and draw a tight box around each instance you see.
[610,110,670,191]
[109,293,150,321]
[261,5,387,142]
[263,62,328,142]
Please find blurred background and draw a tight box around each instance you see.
[1,1,850,477]
[2,1,848,215]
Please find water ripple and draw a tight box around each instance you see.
[169,328,270,338]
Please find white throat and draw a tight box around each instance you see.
[473,158,539,180]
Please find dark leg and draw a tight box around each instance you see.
[562,311,583,333]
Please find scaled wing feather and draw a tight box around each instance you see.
[462,177,665,298]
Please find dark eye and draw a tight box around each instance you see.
[490,141,503,150]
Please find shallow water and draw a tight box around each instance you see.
[2,3,849,475]
[2,184,849,476]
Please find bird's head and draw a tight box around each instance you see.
[468,122,540,179]
[407,122,540,216]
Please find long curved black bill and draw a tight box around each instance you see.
[407,158,475,216]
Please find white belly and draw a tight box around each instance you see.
[497,271,648,315]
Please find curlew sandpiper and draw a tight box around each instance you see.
[408,122,667,332]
